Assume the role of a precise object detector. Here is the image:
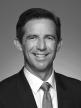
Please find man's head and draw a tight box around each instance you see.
[16,8,61,44]
[14,8,62,80]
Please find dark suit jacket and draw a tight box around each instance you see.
[0,68,81,108]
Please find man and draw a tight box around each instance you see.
[0,8,81,108]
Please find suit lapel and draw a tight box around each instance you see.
[54,72,75,108]
[55,72,64,108]
[16,68,37,108]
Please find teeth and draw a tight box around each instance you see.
[36,54,45,57]
[33,53,48,58]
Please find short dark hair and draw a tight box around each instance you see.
[16,8,61,43]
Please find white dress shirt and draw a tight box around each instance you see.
[24,68,58,108]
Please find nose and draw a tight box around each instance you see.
[37,38,46,51]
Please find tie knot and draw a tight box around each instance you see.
[41,82,51,92]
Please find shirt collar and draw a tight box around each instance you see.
[24,67,56,94]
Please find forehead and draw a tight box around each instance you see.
[23,18,56,34]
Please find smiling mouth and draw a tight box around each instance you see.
[33,53,48,58]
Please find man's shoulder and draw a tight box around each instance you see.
[0,72,20,90]
[55,72,81,90]
[0,67,24,92]
[0,67,24,86]
[0,72,20,101]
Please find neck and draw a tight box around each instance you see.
[25,64,53,81]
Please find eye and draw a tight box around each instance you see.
[26,35,38,40]
[46,35,57,40]
[47,36,53,40]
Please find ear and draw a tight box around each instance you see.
[14,38,22,51]
[57,40,63,52]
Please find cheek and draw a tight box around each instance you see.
[26,40,37,51]
[46,41,56,51]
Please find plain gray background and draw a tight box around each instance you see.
[0,0,81,81]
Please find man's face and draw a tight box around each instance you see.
[21,18,58,72]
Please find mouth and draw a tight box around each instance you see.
[32,53,49,58]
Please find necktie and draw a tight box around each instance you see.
[41,82,53,108]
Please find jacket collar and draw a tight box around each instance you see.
[17,67,74,108]
[17,67,37,108]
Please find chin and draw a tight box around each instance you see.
[33,62,52,72]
